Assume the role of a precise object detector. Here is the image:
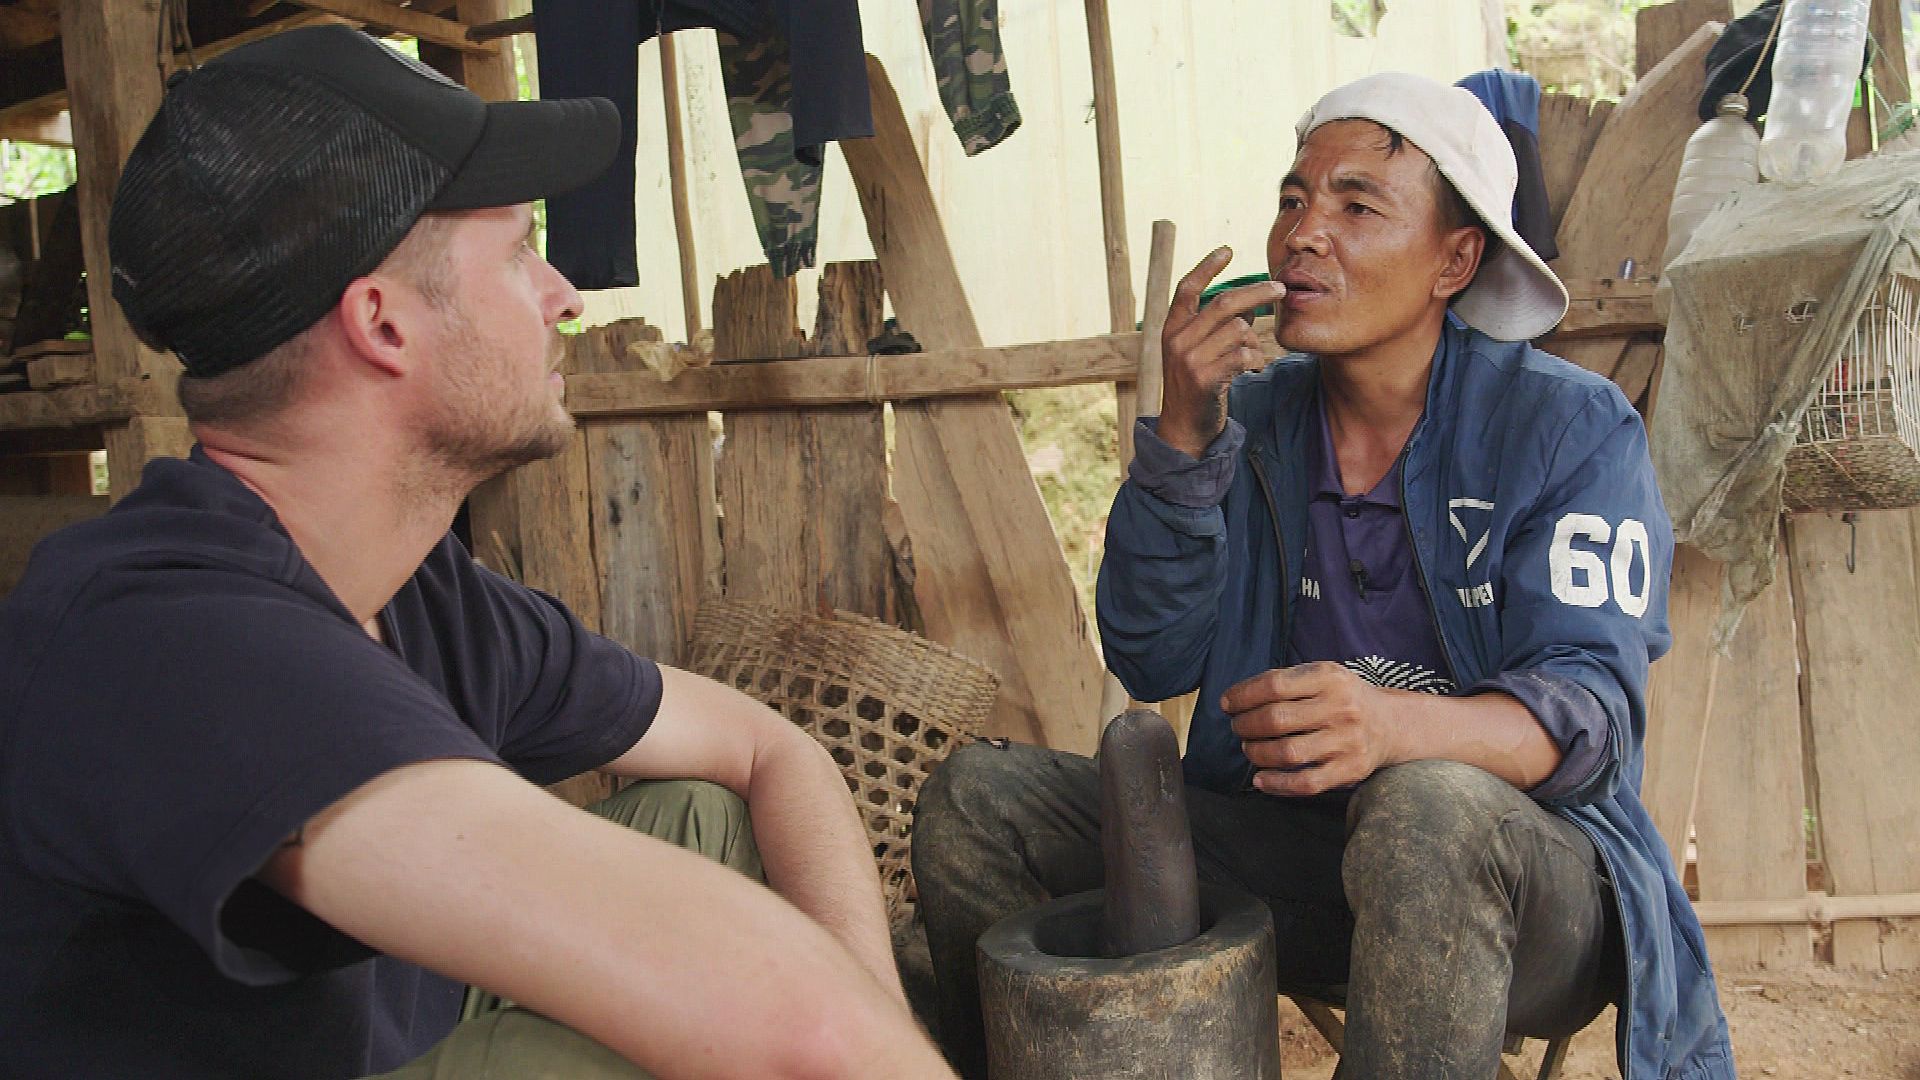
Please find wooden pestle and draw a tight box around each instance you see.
[1098,708,1203,956]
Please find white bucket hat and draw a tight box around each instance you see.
[1295,71,1569,342]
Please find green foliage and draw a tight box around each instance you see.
[1005,384,1122,618]
[0,140,76,203]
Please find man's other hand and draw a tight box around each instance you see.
[1224,662,1403,796]
[1156,247,1286,458]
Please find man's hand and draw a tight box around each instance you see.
[1224,662,1404,796]
[1157,247,1287,458]
[1224,664,1565,795]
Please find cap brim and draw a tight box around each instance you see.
[1449,190,1570,343]
[429,95,621,211]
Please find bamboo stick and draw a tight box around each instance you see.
[1691,891,1920,927]
[659,36,703,338]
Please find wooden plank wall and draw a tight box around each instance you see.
[1789,512,1920,969]
[1595,1,1920,974]
[575,318,721,664]
[1690,539,1810,970]
[711,263,891,620]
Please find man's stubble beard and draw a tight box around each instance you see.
[418,303,575,488]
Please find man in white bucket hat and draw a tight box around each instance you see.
[913,72,1733,1079]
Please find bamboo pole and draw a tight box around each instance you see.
[1082,0,1135,337]
[1692,891,1920,927]
[1101,220,1179,728]
[659,36,702,338]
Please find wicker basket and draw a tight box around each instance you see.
[682,598,998,925]
[1785,274,1920,511]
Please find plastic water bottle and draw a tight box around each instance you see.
[1664,94,1761,267]
[1759,0,1870,184]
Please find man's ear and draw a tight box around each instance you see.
[1434,226,1486,303]
[335,276,420,379]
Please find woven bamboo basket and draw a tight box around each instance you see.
[682,598,998,925]
[1785,274,1920,511]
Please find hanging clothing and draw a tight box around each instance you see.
[536,0,871,288]
[1455,70,1557,263]
[722,0,1023,277]
[920,0,1022,156]
[539,1,1024,287]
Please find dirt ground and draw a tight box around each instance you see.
[1272,965,1920,1079]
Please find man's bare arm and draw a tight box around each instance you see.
[261,759,953,1079]
[599,665,904,1001]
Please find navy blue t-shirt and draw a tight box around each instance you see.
[0,449,660,1079]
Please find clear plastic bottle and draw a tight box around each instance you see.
[1759,0,1870,184]
[1664,94,1761,267]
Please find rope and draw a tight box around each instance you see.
[1735,2,1785,101]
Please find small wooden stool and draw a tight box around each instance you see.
[1287,994,1572,1080]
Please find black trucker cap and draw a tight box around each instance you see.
[108,25,620,378]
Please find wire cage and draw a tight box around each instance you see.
[1783,273,1920,512]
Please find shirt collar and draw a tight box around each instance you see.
[1306,327,1453,508]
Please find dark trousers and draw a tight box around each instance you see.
[912,743,1623,1079]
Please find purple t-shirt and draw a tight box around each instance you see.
[1286,396,1456,694]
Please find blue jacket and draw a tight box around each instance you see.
[1097,322,1734,1080]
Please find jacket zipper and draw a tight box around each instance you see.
[1398,449,1462,688]
[1245,450,1289,792]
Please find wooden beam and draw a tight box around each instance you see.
[1543,279,1663,341]
[58,0,166,387]
[1,11,352,133]
[843,53,1106,755]
[276,0,496,54]
[564,334,1142,418]
[0,3,60,51]
[467,13,532,42]
[25,354,93,390]
[0,379,134,431]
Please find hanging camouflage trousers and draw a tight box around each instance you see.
[723,0,1022,276]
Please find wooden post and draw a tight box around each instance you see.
[1134,220,1178,424]
[1100,220,1177,728]
[659,37,703,339]
[1083,0,1140,495]
[843,55,1104,754]
[426,0,554,626]
[423,0,515,100]
[1846,0,1910,156]
[58,0,177,499]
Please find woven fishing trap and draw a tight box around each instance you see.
[682,598,998,924]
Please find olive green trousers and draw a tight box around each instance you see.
[369,780,763,1080]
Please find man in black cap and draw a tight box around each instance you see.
[0,26,954,1080]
